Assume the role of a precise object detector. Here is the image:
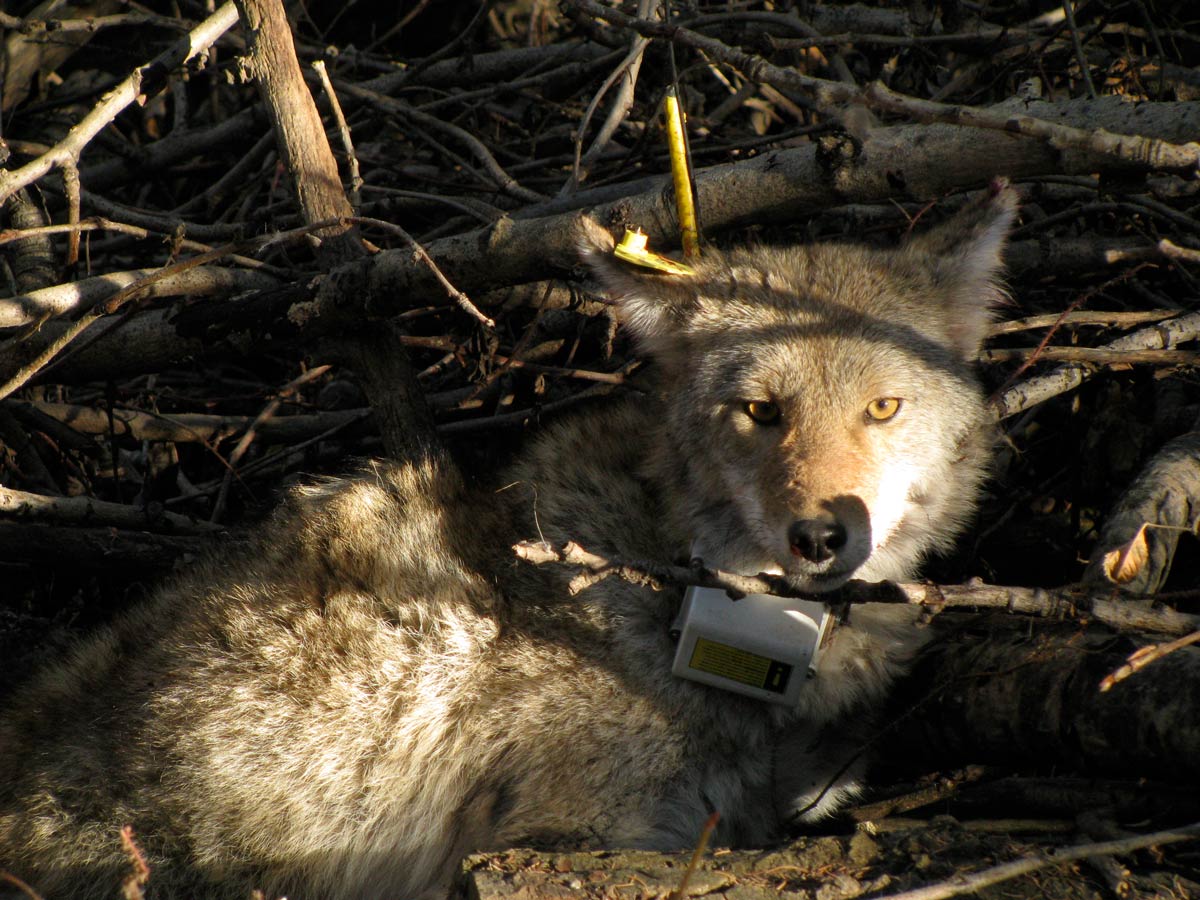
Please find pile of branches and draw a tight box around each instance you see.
[2,1,1200,897]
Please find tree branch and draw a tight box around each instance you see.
[0,3,240,207]
[513,540,1200,637]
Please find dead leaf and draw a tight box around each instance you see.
[1101,523,1150,585]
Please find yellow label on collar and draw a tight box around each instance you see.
[688,637,793,695]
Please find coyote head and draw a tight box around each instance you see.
[578,183,1017,590]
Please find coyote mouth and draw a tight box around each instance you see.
[780,565,855,593]
[777,534,864,586]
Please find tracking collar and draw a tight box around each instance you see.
[670,548,833,705]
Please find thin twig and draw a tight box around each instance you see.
[336,81,547,203]
[61,161,82,269]
[119,825,151,900]
[169,410,373,503]
[0,216,348,400]
[1159,238,1200,263]
[981,347,1198,366]
[0,217,288,274]
[0,265,282,329]
[348,216,495,328]
[1060,0,1098,99]
[209,365,332,524]
[877,821,1200,900]
[11,400,369,445]
[986,310,1179,336]
[436,380,622,435]
[0,871,45,900]
[992,263,1155,391]
[312,60,363,209]
[1099,630,1200,692]
[565,0,658,194]
[669,811,719,900]
[0,11,194,33]
[849,767,989,823]
[171,130,277,217]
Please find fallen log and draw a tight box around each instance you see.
[886,618,1200,780]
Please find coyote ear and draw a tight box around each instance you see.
[906,179,1019,359]
[575,215,697,354]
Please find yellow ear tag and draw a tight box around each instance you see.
[612,228,694,276]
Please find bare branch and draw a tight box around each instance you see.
[513,540,1200,637]
[876,822,1200,900]
[990,311,1200,420]
[0,266,282,329]
[232,0,359,264]
[0,484,222,534]
[570,0,1200,172]
[0,3,240,207]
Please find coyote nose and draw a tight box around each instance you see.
[788,519,847,563]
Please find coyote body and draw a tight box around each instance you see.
[0,187,1016,899]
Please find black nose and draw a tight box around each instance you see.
[788,519,847,563]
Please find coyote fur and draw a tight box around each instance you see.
[0,184,1016,899]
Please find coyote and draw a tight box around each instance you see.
[0,184,1016,900]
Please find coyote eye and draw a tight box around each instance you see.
[745,400,781,425]
[865,397,902,422]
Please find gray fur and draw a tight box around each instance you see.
[0,185,1017,899]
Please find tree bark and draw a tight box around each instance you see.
[886,618,1200,779]
[232,0,358,265]
[231,0,442,464]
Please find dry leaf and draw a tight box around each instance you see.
[1101,523,1150,585]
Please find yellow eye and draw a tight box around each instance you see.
[866,397,902,421]
[745,400,781,425]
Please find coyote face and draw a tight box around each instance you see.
[580,183,1016,589]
